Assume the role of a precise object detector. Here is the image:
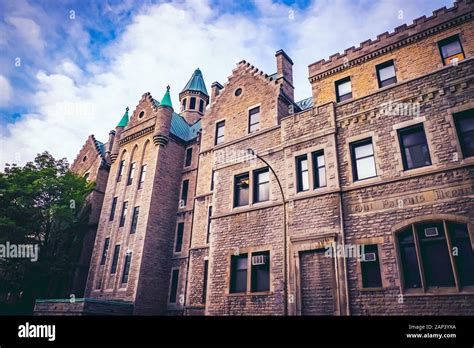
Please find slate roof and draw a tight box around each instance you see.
[152,98,201,142]
[182,68,208,96]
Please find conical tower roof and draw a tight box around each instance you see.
[160,85,173,108]
[181,68,208,96]
[117,107,129,127]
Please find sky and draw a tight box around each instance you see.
[0,0,454,169]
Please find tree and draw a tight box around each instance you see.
[0,152,94,314]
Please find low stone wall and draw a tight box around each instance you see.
[34,298,133,316]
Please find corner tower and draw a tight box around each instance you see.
[179,68,209,125]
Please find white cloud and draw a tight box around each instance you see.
[0,75,12,107]
[6,16,45,52]
[0,0,454,169]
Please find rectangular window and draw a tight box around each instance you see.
[398,228,422,289]
[312,150,326,188]
[180,180,189,207]
[398,221,474,291]
[182,98,187,111]
[130,206,139,234]
[249,107,260,133]
[100,237,110,265]
[206,206,212,244]
[253,168,269,203]
[215,121,225,145]
[438,34,465,65]
[335,77,352,102]
[234,173,249,207]
[296,155,309,192]
[210,170,215,191]
[376,60,397,88]
[251,251,270,292]
[127,162,136,186]
[110,245,120,274]
[361,244,382,288]
[190,97,196,110]
[175,222,184,253]
[169,269,179,303]
[199,99,204,113]
[350,138,377,181]
[109,197,118,221]
[117,160,125,182]
[138,164,147,189]
[453,109,474,158]
[417,222,455,287]
[230,254,248,293]
[398,124,431,170]
[202,260,209,303]
[448,223,474,286]
[121,252,132,284]
[185,147,193,167]
[119,201,128,227]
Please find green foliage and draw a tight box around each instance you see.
[0,152,94,311]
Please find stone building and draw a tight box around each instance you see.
[35,0,474,316]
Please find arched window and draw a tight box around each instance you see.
[396,220,474,292]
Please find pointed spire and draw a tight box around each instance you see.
[181,68,208,96]
[160,85,173,108]
[117,107,129,127]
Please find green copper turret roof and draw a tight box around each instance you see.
[160,85,173,108]
[117,107,129,127]
[181,68,208,96]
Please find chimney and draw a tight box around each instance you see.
[105,130,116,163]
[275,49,294,100]
[211,81,223,103]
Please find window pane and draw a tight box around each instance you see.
[318,167,326,187]
[175,223,184,252]
[190,97,196,110]
[356,156,376,179]
[251,251,270,292]
[400,126,431,170]
[449,223,474,286]
[100,238,110,265]
[441,39,462,58]
[417,223,455,287]
[338,80,351,96]
[455,111,474,157]
[398,229,422,289]
[235,174,249,206]
[169,270,179,303]
[255,168,270,202]
[458,115,474,132]
[379,64,395,82]
[316,154,325,167]
[121,252,132,284]
[404,144,431,169]
[111,245,120,274]
[361,244,382,288]
[297,156,309,192]
[230,254,248,293]
[354,143,373,159]
[402,131,426,147]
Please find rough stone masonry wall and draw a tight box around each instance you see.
[189,58,290,315]
[336,59,474,314]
